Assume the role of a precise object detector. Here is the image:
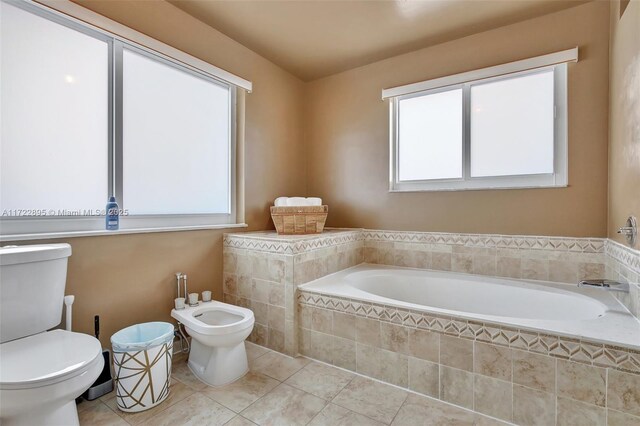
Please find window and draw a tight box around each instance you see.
[0,0,109,213]
[0,0,246,239]
[122,47,232,216]
[387,50,574,192]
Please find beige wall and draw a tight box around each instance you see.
[305,1,610,237]
[10,1,619,346]
[608,0,640,246]
[17,0,306,347]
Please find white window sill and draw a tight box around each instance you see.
[0,223,248,242]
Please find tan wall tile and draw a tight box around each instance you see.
[250,323,267,346]
[408,357,439,398]
[252,279,271,303]
[431,252,452,271]
[378,349,408,387]
[238,275,252,299]
[474,342,512,381]
[513,385,555,426]
[440,335,473,372]
[269,285,285,307]
[356,343,379,378]
[521,258,549,281]
[557,360,606,407]
[268,328,285,352]
[473,255,496,276]
[473,375,512,422]
[251,301,268,326]
[268,305,285,332]
[305,330,333,364]
[578,262,605,280]
[223,273,237,295]
[439,366,473,409]
[408,328,439,363]
[608,369,640,417]
[356,317,381,347]
[251,256,270,281]
[556,396,606,426]
[268,258,286,283]
[380,322,409,355]
[311,307,332,334]
[549,260,579,283]
[451,253,473,273]
[299,305,313,330]
[496,257,522,278]
[223,252,237,273]
[513,350,556,393]
[607,409,640,426]
[333,311,356,340]
[333,336,356,371]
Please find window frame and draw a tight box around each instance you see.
[389,64,568,192]
[0,0,243,241]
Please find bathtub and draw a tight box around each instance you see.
[299,264,640,350]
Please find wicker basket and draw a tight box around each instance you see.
[270,205,328,235]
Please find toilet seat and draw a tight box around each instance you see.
[0,329,102,390]
[171,301,254,336]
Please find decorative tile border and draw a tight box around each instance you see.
[298,291,640,375]
[224,229,363,255]
[363,229,605,253]
[225,228,606,254]
[606,239,640,275]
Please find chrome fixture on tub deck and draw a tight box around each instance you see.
[578,279,630,293]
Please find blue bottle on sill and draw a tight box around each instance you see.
[106,196,119,230]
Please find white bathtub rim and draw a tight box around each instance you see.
[298,263,640,351]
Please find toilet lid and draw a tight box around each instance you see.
[0,329,102,389]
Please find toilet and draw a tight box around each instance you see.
[171,301,254,386]
[0,244,103,426]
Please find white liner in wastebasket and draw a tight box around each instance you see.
[111,322,174,412]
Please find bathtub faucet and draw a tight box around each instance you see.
[578,279,629,293]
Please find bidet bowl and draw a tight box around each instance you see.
[171,301,255,386]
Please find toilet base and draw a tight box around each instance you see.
[188,339,249,387]
[1,400,79,426]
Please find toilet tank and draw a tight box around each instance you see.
[0,244,72,343]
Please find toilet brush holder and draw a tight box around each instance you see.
[83,315,114,400]
[83,349,114,400]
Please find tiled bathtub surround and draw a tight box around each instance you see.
[298,291,640,425]
[362,230,606,288]
[223,230,363,355]
[606,239,640,318]
[223,229,640,423]
[360,229,639,318]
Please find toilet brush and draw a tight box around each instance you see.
[83,315,114,400]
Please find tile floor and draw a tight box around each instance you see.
[78,342,510,426]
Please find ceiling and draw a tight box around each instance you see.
[168,0,590,81]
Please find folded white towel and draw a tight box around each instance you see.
[274,197,288,207]
[287,197,308,206]
[306,197,322,206]
[274,197,324,207]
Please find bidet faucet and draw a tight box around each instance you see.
[182,274,188,300]
[175,272,189,299]
[175,272,183,298]
[578,279,629,293]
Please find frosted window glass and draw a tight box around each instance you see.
[470,70,555,177]
[0,2,109,213]
[398,89,463,181]
[122,49,230,215]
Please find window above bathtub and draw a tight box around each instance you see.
[0,0,251,241]
[384,48,577,192]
